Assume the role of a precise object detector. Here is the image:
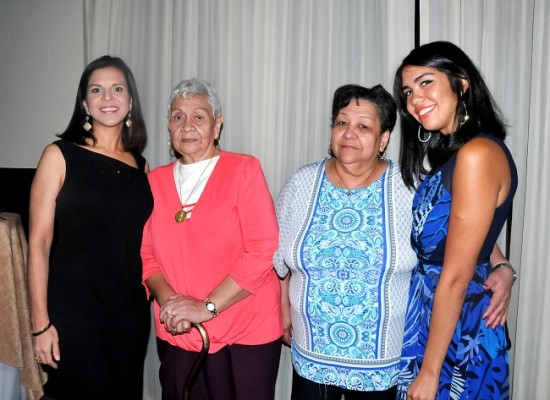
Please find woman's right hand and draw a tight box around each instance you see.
[33,324,60,369]
[281,302,292,346]
[280,274,292,346]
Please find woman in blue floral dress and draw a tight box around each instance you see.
[393,41,518,399]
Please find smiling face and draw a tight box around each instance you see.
[169,94,223,163]
[330,98,390,167]
[401,65,467,135]
[82,67,131,131]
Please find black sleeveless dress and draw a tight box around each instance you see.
[43,140,153,400]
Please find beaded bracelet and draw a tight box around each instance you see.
[31,321,52,337]
[493,262,517,282]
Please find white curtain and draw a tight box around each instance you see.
[419,0,549,398]
[83,0,414,197]
[82,1,415,399]
[513,1,550,397]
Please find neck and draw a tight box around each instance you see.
[331,158,384,190]
[86,128,124,152]
[180,147,219,164]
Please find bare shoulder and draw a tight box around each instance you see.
[457,136,506,167]
[34,143,66,188]
[38,143,64,165]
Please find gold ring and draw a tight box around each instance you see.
[34,353,41,364]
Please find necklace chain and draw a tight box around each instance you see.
[333,161,379,198]
[175,154,217,223]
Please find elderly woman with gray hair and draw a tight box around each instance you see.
[141,78,282,400]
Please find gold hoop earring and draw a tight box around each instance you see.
[418,126,431,143]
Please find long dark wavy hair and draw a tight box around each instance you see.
[393,41,507,189]
[58,55,147,153]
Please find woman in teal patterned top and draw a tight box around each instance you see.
[274,84,515,400]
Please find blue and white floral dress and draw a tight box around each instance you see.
[397,133,517,399]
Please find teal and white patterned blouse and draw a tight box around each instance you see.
[274,159,416,391]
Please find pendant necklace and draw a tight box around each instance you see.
[334,161,379,199]
[175,154,216,223]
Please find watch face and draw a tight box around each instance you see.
[206,302,215,311]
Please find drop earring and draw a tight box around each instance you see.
[418,125,431,143]
[168,138,176,157]
[125,111,133,128]
[83,114,92,131]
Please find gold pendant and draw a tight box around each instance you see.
[175,209,187,223]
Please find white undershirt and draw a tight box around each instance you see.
[173,155,220,219]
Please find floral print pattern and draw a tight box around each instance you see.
[397,170,510,399]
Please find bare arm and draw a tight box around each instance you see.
[408,138,512,399]
[27,144,65,368]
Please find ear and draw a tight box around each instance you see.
[129,99,133,111]
[460,77,470,94]
[82,101,89,114]
[215,115,224,139]
[380,130,391,152]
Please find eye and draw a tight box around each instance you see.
[195,114,208,122]
[334,120,348,127]
[402,89,412,97]
[420,79,432,87]
[90,87,101,94]
[171,114,183,121]
[358,124,368,130]
[114,86,125,92]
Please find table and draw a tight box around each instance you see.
[0,212,47,400]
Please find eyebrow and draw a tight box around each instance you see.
[402,72,435,90]
[171,106,210,113]
[339,111,374,122]
[88,82,126,87]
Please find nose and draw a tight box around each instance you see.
[410,90,423,105]
[343,125,356,139]
[102,90,112,101]
[180,118,193,132]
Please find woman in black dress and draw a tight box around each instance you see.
[27,56,153,399]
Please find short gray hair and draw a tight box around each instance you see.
[168,78,222,119]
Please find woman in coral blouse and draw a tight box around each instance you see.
[141,78,282,400]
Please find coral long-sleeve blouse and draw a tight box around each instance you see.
[142,151,282,353]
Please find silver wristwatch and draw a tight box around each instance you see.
[203,298,218,317]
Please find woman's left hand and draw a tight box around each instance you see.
[160,294,211,334]
[406,369,438,400]
[482,266,514,328]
